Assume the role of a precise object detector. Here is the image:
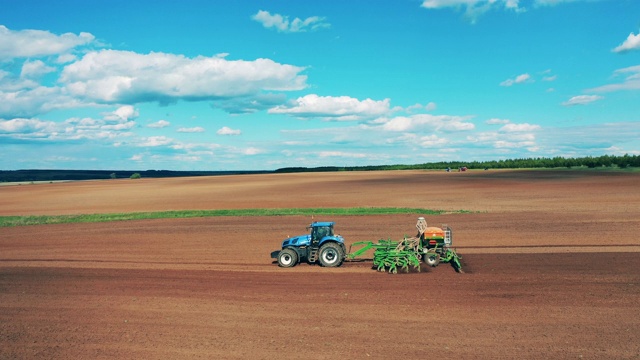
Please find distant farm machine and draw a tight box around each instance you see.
[270,217,462,273]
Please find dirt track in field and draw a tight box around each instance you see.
[1,170,639,359]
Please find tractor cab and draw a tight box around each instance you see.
[309,222,334,245]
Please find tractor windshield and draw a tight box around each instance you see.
[311,225,333,244]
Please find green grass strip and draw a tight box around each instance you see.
[0,207,471,228]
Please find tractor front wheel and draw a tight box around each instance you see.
[278,248,298,268]
[319,243,344,267]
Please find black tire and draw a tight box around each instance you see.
[318,242,345,267]
[277,248,298,268]
[425,253,440,267]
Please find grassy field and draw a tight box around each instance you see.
[0,207,472,227]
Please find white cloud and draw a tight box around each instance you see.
[500,73,531,86]
[0,112,137,142]
[147,120,170,128]
[486,118,510,125]
[138,136,173,147]
[60,50,308,104]
[418,134,448,147]
[380,113,475,132]
[543,75,557,82]
[586,65,640,93]
[243,147,262,155]
[561,95,604,106]
[499,123,541,132]
[252,10,330,33]
[268,94,391,120]
[100,121,135,131]
[406,102,437,113]
[0,73,40,92]
[318,151,367,158]
[0,118,56,134]
[20,60,56,78]
[0,86,87,118]
[0,25,94,60]
[177,126,205,133]
[613,31,640,53]
[534,0,591,6]
[65,111,137,135]
[103,105,139,121]
[421,0,523,22]
[217,126,241,135]
[56,54,78,64]
[425,102,438,111]
[468,131,537,150]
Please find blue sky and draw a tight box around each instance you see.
[1,0,639,170]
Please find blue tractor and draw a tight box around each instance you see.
[270,221,346,268]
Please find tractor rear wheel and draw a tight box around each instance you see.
[425,253,440,267]
[278,248,298,268]
[319,243,344,267]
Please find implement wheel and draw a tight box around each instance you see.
[425,253,440,267]
[319,243,344,267]
[278,248,298,268]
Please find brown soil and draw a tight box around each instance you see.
[1,170,639,359]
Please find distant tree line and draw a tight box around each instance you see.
[274,154,640,173]
[2,155,638,182]
[0,169,270,182]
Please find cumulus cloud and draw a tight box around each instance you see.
[60,50,308,104]
[380,114,475,132]
[0,25,94,59]
[56,53,78,64]
[500,73,531,86]
[268,94,391,120]
[561,95,604,106]
[252,10,330,33]
[0,86,87,118]
[613,31,640,53]
[0,109,137,141]
[103,105,138,121]
[148,120,170,128]
[217,126,241,135]
[0,118,56,134]
[65,108,138,135]
[20,60,56,79]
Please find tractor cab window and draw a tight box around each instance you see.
[312,226,333,244]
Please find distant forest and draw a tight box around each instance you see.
[1,154,638,182]
[274,154,640,173]
[0,169,269,182]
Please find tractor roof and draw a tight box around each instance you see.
[311,221,334,227]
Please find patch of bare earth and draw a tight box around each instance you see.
[1,170,639,359]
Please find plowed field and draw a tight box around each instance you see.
[1,170,639,359]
